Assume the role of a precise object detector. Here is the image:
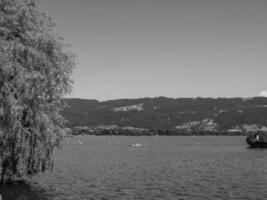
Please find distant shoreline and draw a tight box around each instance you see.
[70,134,246,137]
[68,129,247,137]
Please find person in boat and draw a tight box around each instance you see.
[256,134,260,142]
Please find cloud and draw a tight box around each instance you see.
[259,91,267,97]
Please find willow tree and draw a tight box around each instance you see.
[0,0,74,183]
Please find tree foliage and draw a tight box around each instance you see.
[0,0,74,183]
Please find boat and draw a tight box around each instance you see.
[129,143,145,147]
[246,131,267,148]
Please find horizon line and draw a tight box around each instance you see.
[65,96,267,102]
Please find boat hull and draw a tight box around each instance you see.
[247,141,267,148]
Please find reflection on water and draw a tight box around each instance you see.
[0,181,49,200]
[1,136,267,200]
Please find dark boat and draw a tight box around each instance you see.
[246,131,267,148]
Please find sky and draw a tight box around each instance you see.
[37,0,267,101]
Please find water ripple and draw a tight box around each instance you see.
[2,136,267,200]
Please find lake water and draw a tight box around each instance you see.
[1,136,267,200]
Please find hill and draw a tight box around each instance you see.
[61,97,267,134]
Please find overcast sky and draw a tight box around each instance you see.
[37,0,267,100]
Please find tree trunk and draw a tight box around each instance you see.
[0,166,5,184]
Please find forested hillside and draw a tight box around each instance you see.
[62,97,267,132]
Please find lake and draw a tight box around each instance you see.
[1,136,267,200]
